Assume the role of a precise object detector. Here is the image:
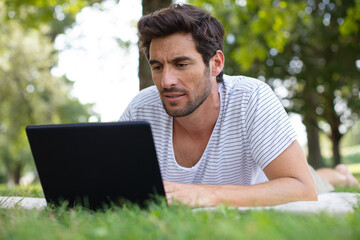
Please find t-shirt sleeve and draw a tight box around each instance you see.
[245,83,297,170]
[118,104,134,122]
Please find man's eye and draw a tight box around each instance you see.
[152,65,162,71]
[177,63,188,68]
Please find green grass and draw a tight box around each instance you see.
[323,144,360,166]
[1,184,360,239]
[348,163,360,175]
[1,198,360,240]
[1,144,359,239]
[0,184,44,198]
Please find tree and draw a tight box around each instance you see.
[0,20,98,183]
[265,0,360,167]
[139,0,172,90]
[0,0,102,183]
[190,0,360,167]
[3,0,103,40]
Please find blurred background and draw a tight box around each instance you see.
[0,0,359,186]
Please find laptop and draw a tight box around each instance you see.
[26,121,165,210]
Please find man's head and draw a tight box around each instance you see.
[137,3,225,82]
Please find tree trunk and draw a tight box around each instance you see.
[139,0,172,90]
[139,50,153,90]
[326,93,343,167]
[7,162,23,185]
[13,163,22,184]
[3,149,12,183]
[302,85,324,169]
[304,117,324,169]
[331,125,342,167]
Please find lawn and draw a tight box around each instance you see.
[1,150,359,240]
[323,144,360,167]
[1,184,360,240]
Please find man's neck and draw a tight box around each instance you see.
[173,82,220,138]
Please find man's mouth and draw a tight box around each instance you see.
[165,93,185,98]
[162,87,187,101]
[164,93,186,101]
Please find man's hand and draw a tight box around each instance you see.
[164,181,217,207]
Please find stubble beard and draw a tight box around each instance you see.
[161,67,212,118]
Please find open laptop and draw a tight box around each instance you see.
[26,121,165,210]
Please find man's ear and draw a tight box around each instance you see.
[210,50,225,77]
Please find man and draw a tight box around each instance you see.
[120,3,319,207]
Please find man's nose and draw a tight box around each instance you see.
[161,67,178,88]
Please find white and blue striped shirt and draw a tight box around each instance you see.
[119,75,296,185]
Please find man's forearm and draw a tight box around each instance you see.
[164,178,317,207]
[212,177,317,206]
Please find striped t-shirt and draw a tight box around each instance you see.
[119,75,297,185]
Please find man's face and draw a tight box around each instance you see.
[149,32,212,117]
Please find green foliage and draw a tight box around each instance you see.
[0,0,101,183]
[190,0,305,73]
[340,0,360,35]
[3,0,103,39]
[342,120,360,147]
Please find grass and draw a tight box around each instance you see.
[1,196,360,240]
[1,146,359,239]
[323,144,360,166]
[1,152,360,240]
[0,184,44,198]
[0,184,360,239]
[348,163,360,174]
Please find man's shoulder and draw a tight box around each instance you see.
[129,85,161,108]
[119,85,167,121]
[222,74,267,93]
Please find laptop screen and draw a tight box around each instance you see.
[26,121,165,209]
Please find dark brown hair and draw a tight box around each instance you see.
[137,3,225,82]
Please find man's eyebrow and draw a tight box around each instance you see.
[171,56,192,63]
[149,59,161,65]
[149,56,193,65]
